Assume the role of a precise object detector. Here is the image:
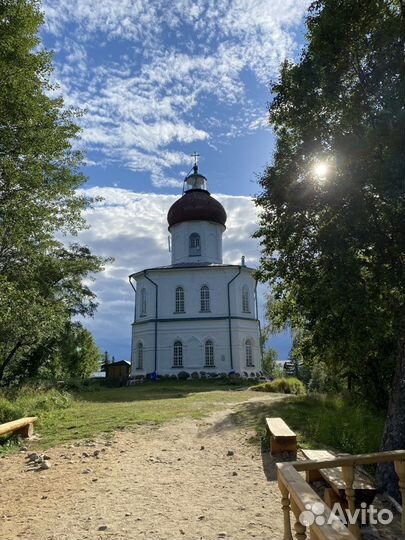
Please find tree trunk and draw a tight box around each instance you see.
[0,341,23,383]
[377,334,405,501]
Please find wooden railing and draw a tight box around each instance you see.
[277,449,405,540]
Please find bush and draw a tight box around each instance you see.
[191,371,199,379]
[178,371,189,380]
[0,387,72,424]
[63,378,103,392]
[250,377,306,395]
[0,398,23,424]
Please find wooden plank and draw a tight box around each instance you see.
[324,487,347,510]
[292,449,405,471]
[302,449,335,461]
[278,463,357,540]
[266,417,296,438]
[301,448,376,507]
[271,437,297,456]
[0,417,37,437]
[266,417,297,458]
[302,449,335,483]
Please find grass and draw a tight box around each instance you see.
[0,381,386,458]
[228,393,385,455]
[250,377,306,395]
[0,380,255,451]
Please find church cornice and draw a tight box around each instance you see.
[129,264,256,280]
[132,315,260,326]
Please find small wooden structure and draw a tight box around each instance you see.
[266,417,297,458]
[301,448,377,507]
[277,449,405,540]
[0,417,37,439]
[104,360,131,380]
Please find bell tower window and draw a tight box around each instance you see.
[189,233,201,256]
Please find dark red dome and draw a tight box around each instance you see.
[167,189,227,228]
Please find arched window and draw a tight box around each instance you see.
[173,341,183,368]
[245,339,254,367]
[200,285,210,312]
[175,286,185,313]
[136,342,143,370]
[140,287,147,316]
[189,233,201,256]
[205,340,214,367]
[242,285,250,313]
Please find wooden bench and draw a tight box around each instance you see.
[301,448,377,507]
[0,417,37,439]
[266,417,297,458]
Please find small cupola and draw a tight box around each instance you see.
[184,163,208,192]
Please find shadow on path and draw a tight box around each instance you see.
[202,396,293,483]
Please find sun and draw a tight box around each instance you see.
[313,161,329,179]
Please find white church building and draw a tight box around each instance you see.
[129,163,262,378]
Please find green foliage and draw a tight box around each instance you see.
[0,387,71,424]
[255,1,405,411]
[247,394,384,456]
[0,1,107,383]
[28,322,101,381]
[250,377,306,395]
[261,347,279,377]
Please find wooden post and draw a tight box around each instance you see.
[342,465,360,540]
[306,469,323,483]
[16,422,34,438]
[279,481,294,540]
[291,499,307,540]
[394,460,405,534]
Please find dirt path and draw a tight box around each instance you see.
[0,397,285,540]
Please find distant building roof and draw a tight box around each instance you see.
[106,360,130,366]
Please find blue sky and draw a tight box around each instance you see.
[40,0,311,361]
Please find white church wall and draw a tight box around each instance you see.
[130,312,262,376]
[131,323,155,374]
[170,220,224,265]
[156,320,231,374]
[133,267,257,321]
[230,319,262,374]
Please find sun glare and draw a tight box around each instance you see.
[313,161,329,179]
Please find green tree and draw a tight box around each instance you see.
[262,347,279,378]
[61,324,100,379]
[0,0,106,382]
[255,0,405,497]
[11,322,101,382]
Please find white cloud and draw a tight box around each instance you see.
[42,0,310,187]
[76,186,262,357]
